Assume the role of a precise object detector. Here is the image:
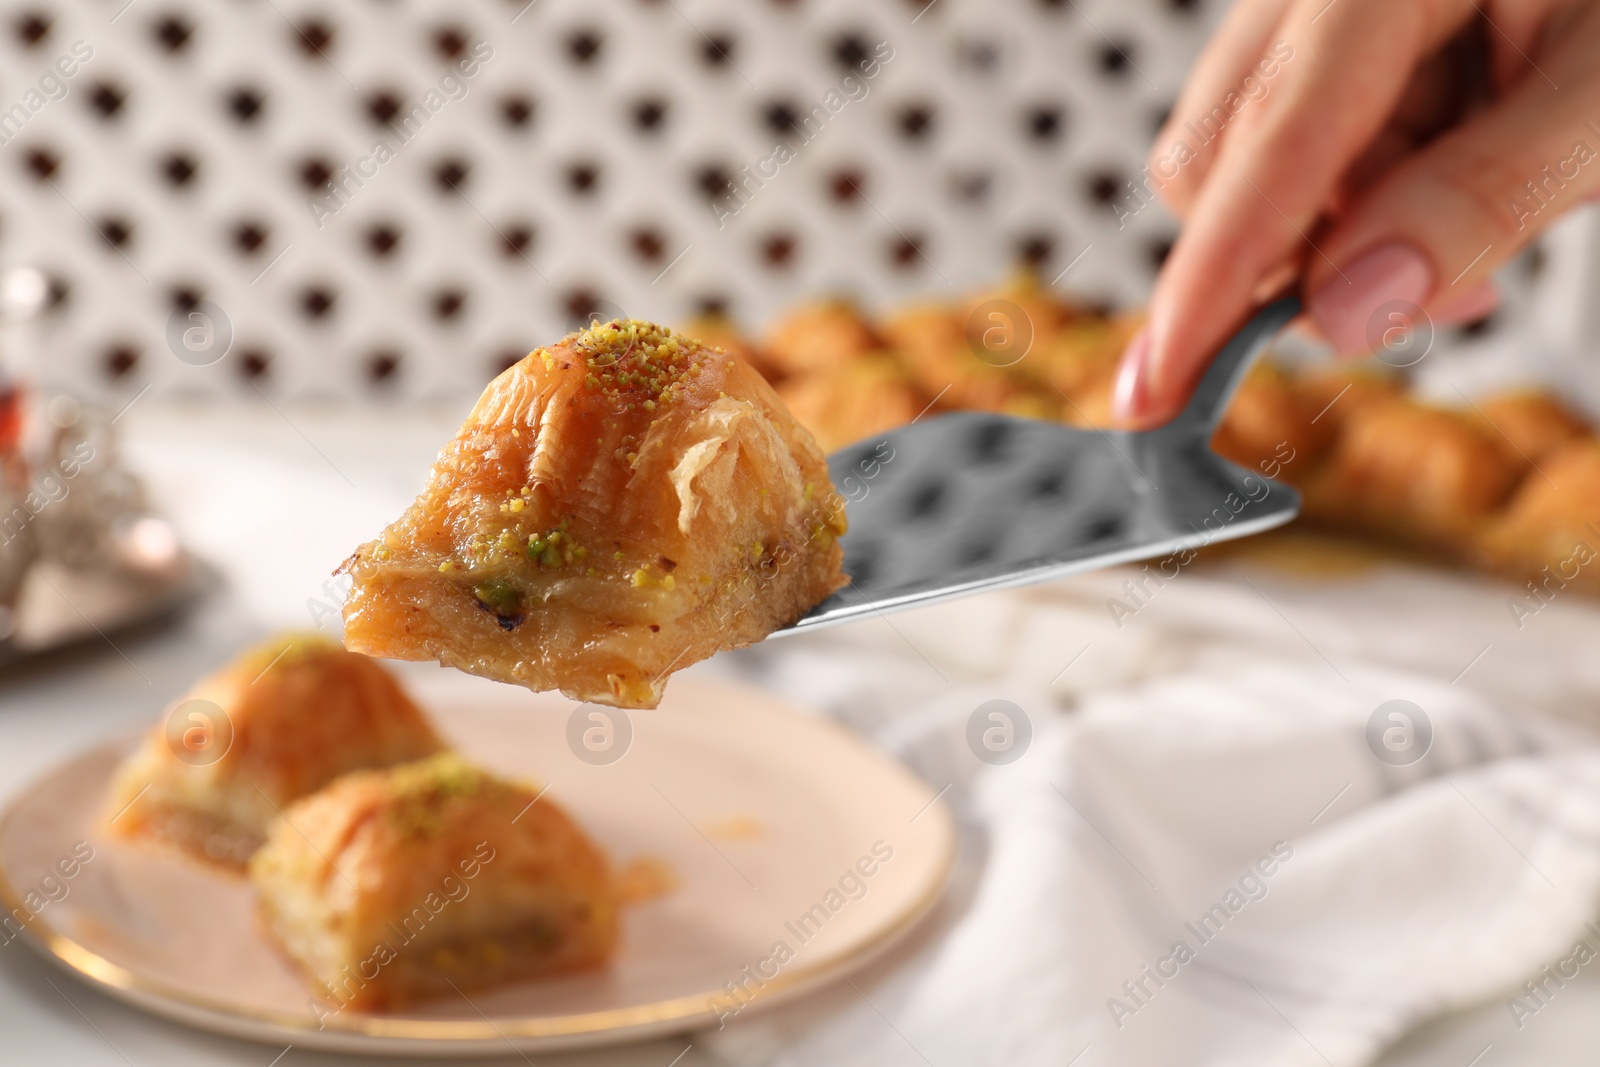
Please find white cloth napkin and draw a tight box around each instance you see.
[707,583,1600,1067]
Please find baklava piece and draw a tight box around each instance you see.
[1301,399,1521,553]
[249,754,618,1011]
[340,320,847,709]
[762,299,883,378]
[1211,362,1335,484]
[776,354,927,452]
[955,274,1078,354]
[1475,440,1600,595]
[1041,315,1144,429]
[1290,362,1404,432]
[1472,389,1590,468]
[883,303,1029,411]
[999,390,1067,425]
[679,313,787,385]
[106,634,445,869]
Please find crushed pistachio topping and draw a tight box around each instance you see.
[567,319,711,415]
[382,754,519,838]
[631,564,677,591]
[564,318,722,470]
[473,575,522,615]
[488,529,516,557]
[498,485,536,515]
[526,520,586,568]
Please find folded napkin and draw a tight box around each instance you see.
[709,584,1600,1067]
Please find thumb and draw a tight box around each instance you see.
[1306,21,1600,354]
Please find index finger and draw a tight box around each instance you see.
[1119,0,1481,428]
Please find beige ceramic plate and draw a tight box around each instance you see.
[0,670,954,1057]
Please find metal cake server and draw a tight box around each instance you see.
[785,295,1303,633]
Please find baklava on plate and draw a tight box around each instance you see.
[106,633,444,868]
[248,753,618,1011]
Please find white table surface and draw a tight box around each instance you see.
[2,400,1598,1067]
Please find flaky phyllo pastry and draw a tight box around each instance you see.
[341,320,847,708]
[248,753,618,1012]
[106,634,445,868]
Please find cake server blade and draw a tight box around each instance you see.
[784,296,1302,633]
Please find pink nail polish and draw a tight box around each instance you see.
[1112,327,1152,423]
[1309,242,1434,356]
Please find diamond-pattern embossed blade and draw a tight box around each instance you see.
[781,296,1303,634]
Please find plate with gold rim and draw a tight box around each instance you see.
[0,670,955,1057]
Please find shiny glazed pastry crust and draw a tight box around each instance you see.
[105,634,445,869]
[341,320,847,709]
[248,754,618,1012]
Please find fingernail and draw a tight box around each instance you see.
[1431,280,1500,326]
[1309,242,1434,355]
[1112,327,1152,423]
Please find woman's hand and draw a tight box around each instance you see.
[1113,0,1600,428]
